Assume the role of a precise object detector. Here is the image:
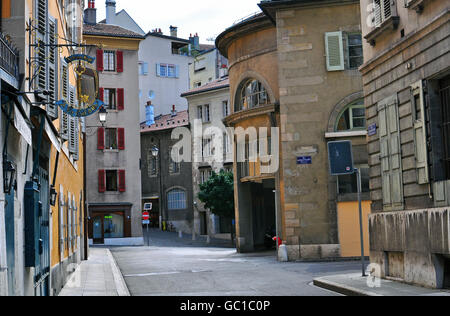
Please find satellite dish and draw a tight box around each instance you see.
[148,90,155,100]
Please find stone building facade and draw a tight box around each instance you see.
[217,0,369,260]
[140,110,194,234]
[359,0,450,288]
[83,5,144,246]
[182,78,233,237]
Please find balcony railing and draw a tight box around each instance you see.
[0,32,20,81]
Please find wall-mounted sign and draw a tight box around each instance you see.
[368,123,377,136]
[297,156,312,165]
[56,54,104,117]
[327,141,354,176]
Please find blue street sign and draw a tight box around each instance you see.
[368,123,377,136]
[297,156,312,165]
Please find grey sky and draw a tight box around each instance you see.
[88,0,262,43]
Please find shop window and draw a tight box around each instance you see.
[167,189,187,210]
[103,214,124,238]
[335,99,366,131]
[440,77,450,179]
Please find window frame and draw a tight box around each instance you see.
[167,189,187,210]
[105,128,118,150]
[335,100,366,132]
[105,170,118,192]
[346,33,363,70]
[103,88,117,110]
[103,50,116,72]
[236,79,270,112]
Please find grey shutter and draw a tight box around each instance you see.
[35,0,48,91]
[378,94,403,209]
[60,59,69,140]
[59,186,65,259]
[67,192,72,254]
[325,32,345,71]
[68,86,79,155]
[156,63,161,76]
[411,80,429,184]
[47,17,58,120]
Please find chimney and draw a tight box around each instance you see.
[170,25,178,38]
[105,0,116,25]
[190,33,200,50]
[171,104,177,116]
[84,0,97,25]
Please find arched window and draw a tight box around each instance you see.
[167,188,187,210]
[236,79,270,111]
[335,99,366,131]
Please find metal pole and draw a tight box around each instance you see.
[356,168,366,277]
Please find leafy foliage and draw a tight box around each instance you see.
[198,170,235,219]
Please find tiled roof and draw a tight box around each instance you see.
[181,77,229,97]
[83,23,145,39]
[140,110,189,133]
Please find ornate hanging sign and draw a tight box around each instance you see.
[56,54,104,117]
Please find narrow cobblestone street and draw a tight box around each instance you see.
[109,229,362,296]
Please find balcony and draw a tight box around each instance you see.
[0,32,20,86]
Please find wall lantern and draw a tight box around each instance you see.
[50,186,58,206]
[98,106,107,125]
[151,145,159,158]
[3,160,16,194]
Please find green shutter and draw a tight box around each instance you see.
[325,31,345,71]
[378,94,403,209]
[411,80,429,184]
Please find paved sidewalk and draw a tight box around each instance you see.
[59,247,129,296]
[313,273,450,296]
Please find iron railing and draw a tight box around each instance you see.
[0,32,20,81]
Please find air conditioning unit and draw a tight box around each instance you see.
[404,0,425,12]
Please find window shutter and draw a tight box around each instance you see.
[378,94,403,209]
[118,170,126,192]
[96,49,104,72]
[117,88,124,110]
[116,51,124,73]
[325,31,345,71]
[97,127,105,150]
[143,62,149,75]
[98,170,106,193]
[67,192,72,253]
[175,65,180,78]
[59,187,64,259]
[47,17,58,120]
[69,116,78,155]
[156,63,161,77]
[99,87,104,102]
[411,81,429,184]
[118,128,125,150]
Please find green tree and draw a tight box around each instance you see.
[198,170,235,243]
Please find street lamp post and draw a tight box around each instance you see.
[151,144,163,230]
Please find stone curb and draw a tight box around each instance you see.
[106,249,131,296]
[313,276,382,296]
